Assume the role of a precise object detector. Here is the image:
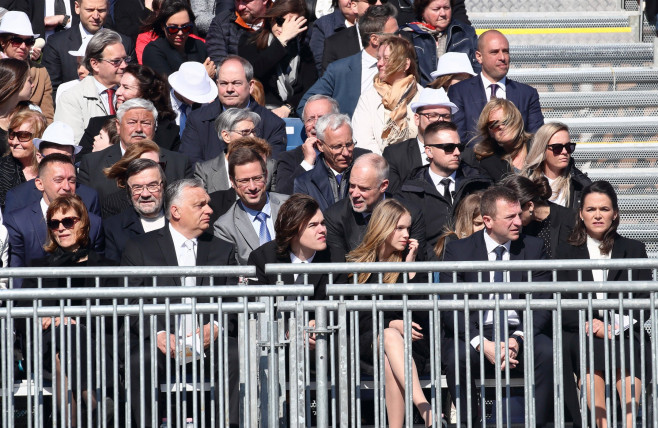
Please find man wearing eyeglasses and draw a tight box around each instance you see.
[54,28,131,143]
[214,146,289,265]
[383,86,456,193]
[293,113,370,212]
[397,121,491,256]
[42,0,133,96]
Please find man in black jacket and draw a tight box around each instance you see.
[397,121,491,257]
[179,55,287,163]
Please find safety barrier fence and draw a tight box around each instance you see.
[1,260,658,427]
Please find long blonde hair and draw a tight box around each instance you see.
[433,192,483,259]
[522,122,573,207]
[346,199,410,284]
[473,99,531,163]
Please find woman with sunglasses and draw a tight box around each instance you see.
[466,98,532,183]
[238,0,317,119]
[0,109,47,209]
[399,0,478,86]
[142,0,215,78]
[19,194,117,427]
[0,11,54,123]
[523,122,591,210]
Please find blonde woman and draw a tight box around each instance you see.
[523,122,591,209]
[433,191,484,260]
[347,199,432,427]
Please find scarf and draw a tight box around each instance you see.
[403,21,447,56]
[267,33,300,104]
[50,246,90,266]
[373,74,417,146]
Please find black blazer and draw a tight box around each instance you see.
[42,26,133,94]
[321,25,360,73]
[523,201,576,258]
[78,115,181,159]
[247,240,331,301]
[120,227,238,338]
[273,145,306,195]
[208,188,237,226]
[78,143,192,199]
[14,0,79,40]
[142,36,209,78]
[382,138,423,194]
[439,229,552,340]
[103,206,162,262]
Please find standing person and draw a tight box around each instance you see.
[352,36,422,155]
[0,58,33,154]
[523,122,591,210]
[346,198,432,427]
[557,181,651,428]
[440,186,553,427]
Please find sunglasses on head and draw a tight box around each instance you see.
[8,36,35,47]
[425,143,464,154]
[165,23,193,35]
[546,142,576,155]
[8,130,33,142]
[47,217,80,230]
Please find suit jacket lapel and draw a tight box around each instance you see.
[409,139,423,170]
[104,144,122,169]
[31,203,47,255]
[275,251,296,285]
[475,75,488,111]
[607,236,624,281]
[234,203,259,250]
[158,228,181,285]
[310,162,333,208]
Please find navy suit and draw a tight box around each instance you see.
[103,207,165,262]
[297,51,362,118]
[448,74,544,145]
[179,97,287,164]
[4,180,101,217]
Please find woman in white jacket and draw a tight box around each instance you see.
[352,36,422,155]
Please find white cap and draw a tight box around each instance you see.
[430,52,476,79]
[409,87,459,114]
[34,122,82,155]
[0,11,39,38]
[168,61,218,104]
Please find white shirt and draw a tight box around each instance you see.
[290,251,316,282]
[240,194,274,241]
[92,76,116,114]
[140,213,166,233]
[79,23,96,45]
[170,89,186,126]
[427,168,456,198]
[361,50,378,94]
[544,175,567,207]
[45,0,72,39]
[416,138,430,166]
[40,198,49,218]
[168,223,199,340]
[481,74,507,102]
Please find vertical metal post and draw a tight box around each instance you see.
[314,306,329,428]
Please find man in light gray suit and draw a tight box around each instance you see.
[213,146,289,265]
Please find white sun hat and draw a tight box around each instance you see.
[0,11,39,38]
[33,121,82,155]
[409,87,459,114]
[430,52,476,79]
[168,61,218,104]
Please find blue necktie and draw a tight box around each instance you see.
[255,211,271,245]
[179,104,188,137]
[335,173,342,186]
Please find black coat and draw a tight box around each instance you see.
[382,138,423,195]
[142,36,209,78]
[273,145,306,195]
[321,25,360,73]
[208,187,237,226]
[206,10,252,63]
[103,206,156,262]
[238,33,318,112]
[112,0,151,40]
[14,0,79,39]
[0,155,26,210]
[523,201,576,259]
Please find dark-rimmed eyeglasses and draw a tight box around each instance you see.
[234,174,266,188]
[546,142,576,155]
[101,56,131,67]
[129,181,163,195]
[165,23,193,35]
[47,217,80,230]
[8,130,33,142]
[9,36,36,47]
[425,143,464,154]
[417,112,451,121]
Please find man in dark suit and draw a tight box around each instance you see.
[397,122,491,256]
[121,178,239,427]
[4,121,101,216]
[15,0,79,39]
[41,0,133,95]
[439,186,553,427]
[179,55,287,164]
[78,98,192,199]
[104,159,166,261]
[4,154,104,284]
[275,94,339,194]
[324,153,427,262]
[448,30,544,145]
[383,87,458,194]
[298,4,398,117]
[293,113,369,211]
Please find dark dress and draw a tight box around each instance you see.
[0,154,26,210]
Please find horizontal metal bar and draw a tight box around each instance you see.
[0,265,256,278]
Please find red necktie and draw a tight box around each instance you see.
[105,88,116,115]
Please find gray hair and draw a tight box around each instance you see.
[217,55,254,83]
[84,28,123,71]
[302,95,340,122]
[316,113,352,141]
[214,108,261,136]
[116,98,158,124]
[353,153,389,184]
[164,178,205,220]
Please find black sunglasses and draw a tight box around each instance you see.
[165,23,193,35]
[425,143,464,154]
[8,130,33,142]
[9,36,35,47]
[274,17,286,26]
[361,0,389,4]
[546,142,576,155]
[47,216,80,230]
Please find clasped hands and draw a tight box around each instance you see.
[477,337,521,371]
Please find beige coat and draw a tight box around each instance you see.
[54,75,111,144]
[29,66,54,124]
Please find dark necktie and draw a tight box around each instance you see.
[440,177,452,205]
[491,245,506,340]
[490,83,499,100]
[335,173,342,186]
[54,0,67,16]
[105,88,116,115]
[179,104,188,137]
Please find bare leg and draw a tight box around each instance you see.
[584,370,608,428]
[615,371,641,428]
[384,354,405,428]
[382,328,432,427]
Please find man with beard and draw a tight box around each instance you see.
[103,158,167,261]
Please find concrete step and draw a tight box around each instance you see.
[547,117,658,143]
[539,90,658,118]
[507,67,658,92]
[510,44,653,68]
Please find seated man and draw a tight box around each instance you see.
[213,146,288,265]
[440,186,553,427]
[121,178,239,427]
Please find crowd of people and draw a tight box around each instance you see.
[0,0,651,426]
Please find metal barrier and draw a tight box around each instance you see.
[2,261,658,427]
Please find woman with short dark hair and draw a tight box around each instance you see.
[0,58,33,154]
